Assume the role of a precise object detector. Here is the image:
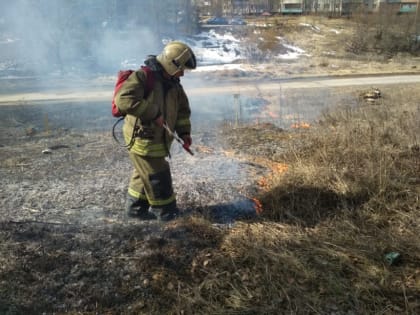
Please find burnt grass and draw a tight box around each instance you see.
[0,102,274,314]
[0,219,224,313]
[1,82,419,314]
[1,15,419,313]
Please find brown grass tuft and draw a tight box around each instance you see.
[182,84,420,314]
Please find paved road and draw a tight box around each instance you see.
[187,74,420,95]
[1,73,419,104]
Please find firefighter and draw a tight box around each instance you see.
[115,41,196,221]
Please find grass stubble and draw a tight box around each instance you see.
[1,88,418,315]
[1,14,419,313]
[153,84,419,315]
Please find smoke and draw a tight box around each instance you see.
[92,27,160,72]
[0,0,175,79]
[1,1,52,74]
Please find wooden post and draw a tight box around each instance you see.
[233,93,241,127]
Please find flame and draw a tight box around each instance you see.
[291,122,311,129]
[252,162,289,216]
[272,162,288,173]
[256,162,289,191]
[252,197,263,215]
[257,177,269,189]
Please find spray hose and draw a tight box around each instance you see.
[112,116,137,149]
[163,123,194,156]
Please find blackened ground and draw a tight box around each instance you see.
[0,100,277,313]
[0,105,265,225]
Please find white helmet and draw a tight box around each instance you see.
[156,41,197,76]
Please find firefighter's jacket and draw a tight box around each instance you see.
[115,69,191,157]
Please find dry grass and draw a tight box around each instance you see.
[68,85,420,314]
[1,16,420,315]
[154,84,420,314]
[0,90,418,314]
[228,85,419,314]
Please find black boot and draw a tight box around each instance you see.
[125,195,156,220]
[149,201,180,222]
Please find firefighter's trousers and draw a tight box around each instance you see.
[127,152,176,207]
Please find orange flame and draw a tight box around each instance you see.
[252,162,289,216]
[252,198,263,215]
[291,122,311,129]
[257,177,269,189]
[256,162,289,191]
[272,162,288,173]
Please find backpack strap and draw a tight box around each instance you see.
[140,66,155,98]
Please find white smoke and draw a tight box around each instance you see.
[0,0,171,78]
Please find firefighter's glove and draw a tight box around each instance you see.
[181,134,192,148]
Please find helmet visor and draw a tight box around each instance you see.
[172,48,196,71]
[184,53,196,70]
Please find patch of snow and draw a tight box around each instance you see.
[188,30,243,65]
[1,27,309,76]
[277,52,303,60]
[283,43,305,54]
[299,23,321,32]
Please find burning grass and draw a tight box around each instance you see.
[0,84,419,314]
[179,84,420,314]
[243,84,420,313]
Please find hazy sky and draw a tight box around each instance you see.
[0,0,182,75]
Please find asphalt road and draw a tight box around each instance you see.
[189,74,420,95]
[0,73,419,105]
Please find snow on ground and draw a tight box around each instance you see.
[299,23,321,32]
[0,27,308,76]
[189,29,243,65]
[123,29,308,73]
[187,29,307,70]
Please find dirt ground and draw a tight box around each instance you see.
[1,16,419,314]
